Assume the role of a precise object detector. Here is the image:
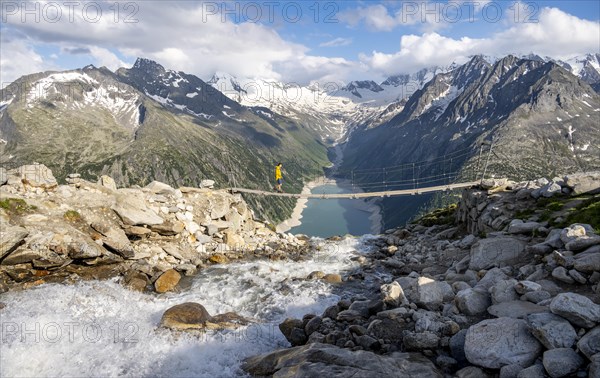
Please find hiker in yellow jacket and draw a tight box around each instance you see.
[274,163,283,192]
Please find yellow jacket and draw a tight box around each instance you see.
[275,166,282,180]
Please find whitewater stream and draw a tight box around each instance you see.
[0,236,375,377]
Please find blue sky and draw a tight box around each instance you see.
[1,1,599,84]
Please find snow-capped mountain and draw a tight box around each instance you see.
[0,59,331,224]
[341,54,600,227]
[559,53,600,89]
[207,72,382,142]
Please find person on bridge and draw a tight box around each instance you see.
[274,162,283,193]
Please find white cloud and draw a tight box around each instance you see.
[319,37,353,48]
[0,38,52,84]
[339,4,401,32]
[360,7,600,77]
[1,1,331,82]
[338,2,452,32]
[88,46,129,71]
[1,2,598,85]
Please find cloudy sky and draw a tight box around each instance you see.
[1,0,599,85]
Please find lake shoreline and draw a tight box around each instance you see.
[276,177,383,236]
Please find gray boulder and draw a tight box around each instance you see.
[469,237,527,271]
[561,224,596,244]
[0,226,29,259]
[540,182,562,198]
[542,348,584,378]
[578,326,600,359]
[465,317,543,369]
[564,171,600,195]
[552,267,575,284]
[455,288,490,315]
[500,364,522,378]
[490,279,519,304]
[566,236,600,252]
[112,193,163,226]
[67,241,106,259]
[242,343,443,378]
[517,363,547,378]
[450,329,468,366]
[416,277,453,310]
[550,293,600,328]
[200,179,215,189]
[487,301,547,319]
[527,312,577,349]
[508,220,541,235]
[574,250,600,273]
[403,331,439,350]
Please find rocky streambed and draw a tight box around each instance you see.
[246,173,600,377]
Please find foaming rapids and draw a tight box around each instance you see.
[0,236,374,377]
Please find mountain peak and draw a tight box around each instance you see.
[132,58,166,73]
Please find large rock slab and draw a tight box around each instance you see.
[574,250,600,272]
[527,313,577,349]
[0,226,29,259]
[465,317,543,369]
[487,301,547,319]
[508,220,541,235]
[242,343,442,378]
[112,193,163,226]
[549,293,600,328]
[15,164,58,189]
[91,222,134,259]
[469,237,527,271]
[564,171,600,195]
[145,181,176,195]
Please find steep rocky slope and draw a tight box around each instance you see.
[0,164,310,293]
[341,55,600,228]
[0,59,331,223]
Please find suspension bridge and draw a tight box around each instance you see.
[227,141,500,199]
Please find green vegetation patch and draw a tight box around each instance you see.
[64,210,82,222]
[559,196,600,232]
[0,198,37,215]
[415,204,458,227]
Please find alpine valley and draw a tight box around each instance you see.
[1,53,599,227]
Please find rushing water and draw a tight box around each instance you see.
[0,236,374,378]
[289,183,381,238]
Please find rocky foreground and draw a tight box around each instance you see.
[2,164,600,377]
[0,164,309,293]
[244,173,600,377]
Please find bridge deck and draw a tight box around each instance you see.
[230,181,480,199]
